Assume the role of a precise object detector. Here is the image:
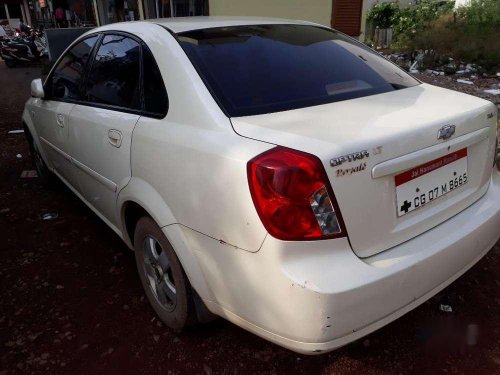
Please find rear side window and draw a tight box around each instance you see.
[85,34,141,109]
[49,35,98,101]
[178,25,420,117]
[142,46,168,116]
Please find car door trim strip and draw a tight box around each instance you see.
[40,136,72,161]
[40,136,117,192]
[71,158,118,192]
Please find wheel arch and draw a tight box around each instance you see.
[122,201,152,248]
[22,107,37,140]
[119,180,217,318]
[118,177,177,248]
[22,107,52,169]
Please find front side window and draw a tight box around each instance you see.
[49,35,99,101]
[178,25,420,117]
[85,34,141,109]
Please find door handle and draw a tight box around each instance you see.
[56,113,65,128]
[108,129,122,148]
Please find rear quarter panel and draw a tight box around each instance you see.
[131,117,271,252]
[124,23,271,252]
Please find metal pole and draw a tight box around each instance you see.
[20,3,26,23]
[138,0,144,20]
[93,0,100,25]
[23,0,32,25]
[4,4,11,23]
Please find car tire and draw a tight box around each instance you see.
[25,128,56,186]
[134,216,197,331]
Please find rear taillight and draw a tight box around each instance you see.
[247,146,346,241]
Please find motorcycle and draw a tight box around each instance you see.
[0,25,47,68]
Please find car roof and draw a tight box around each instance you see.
[79,17,323,47]
[148,16,317,34]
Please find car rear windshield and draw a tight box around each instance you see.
[177,24,419,117]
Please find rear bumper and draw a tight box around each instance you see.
[171,171,500,354]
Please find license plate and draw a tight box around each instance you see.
[395,148,468,216]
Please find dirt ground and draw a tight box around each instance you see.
[0,61,499,375]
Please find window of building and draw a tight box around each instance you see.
[51,0,97,27]
[96,0,139,24]
[48,35,99,101]
[171,0,207,16]
[155,0,172,18]
[143,0,207,19]
[85,34,141,109]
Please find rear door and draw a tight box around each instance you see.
[34,35,99,188]
[67,34,142,227]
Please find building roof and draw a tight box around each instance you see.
[148,16,316,34]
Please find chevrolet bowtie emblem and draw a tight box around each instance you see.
[437,125,455,141]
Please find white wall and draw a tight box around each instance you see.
[209,0,332,27]
[454,0,470,8]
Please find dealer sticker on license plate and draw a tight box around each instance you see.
[395,148,468,216]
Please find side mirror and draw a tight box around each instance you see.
[31,78,45,99]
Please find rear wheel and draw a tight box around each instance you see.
[134,217,197,331]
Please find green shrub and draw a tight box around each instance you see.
[456,0,500,29]
[367,0,499,71]
[367,2,399,29]
[392,0,455,44]
[409,0,500,71]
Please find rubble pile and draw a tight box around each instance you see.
[381,51,492,76]
[380,50,500,103]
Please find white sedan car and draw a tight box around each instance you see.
[23,17,500,354]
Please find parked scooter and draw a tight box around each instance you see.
[0,24,47,68]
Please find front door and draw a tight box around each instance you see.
[34,100,75,185]
[34,34,100,189]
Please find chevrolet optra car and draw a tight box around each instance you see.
[22,17,500,354]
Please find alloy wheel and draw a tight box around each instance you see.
[142,235,177,312]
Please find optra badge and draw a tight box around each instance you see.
[330,150,369,167]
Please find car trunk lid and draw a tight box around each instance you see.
[232,84,497,257]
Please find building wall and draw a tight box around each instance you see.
[209,0,332,27]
